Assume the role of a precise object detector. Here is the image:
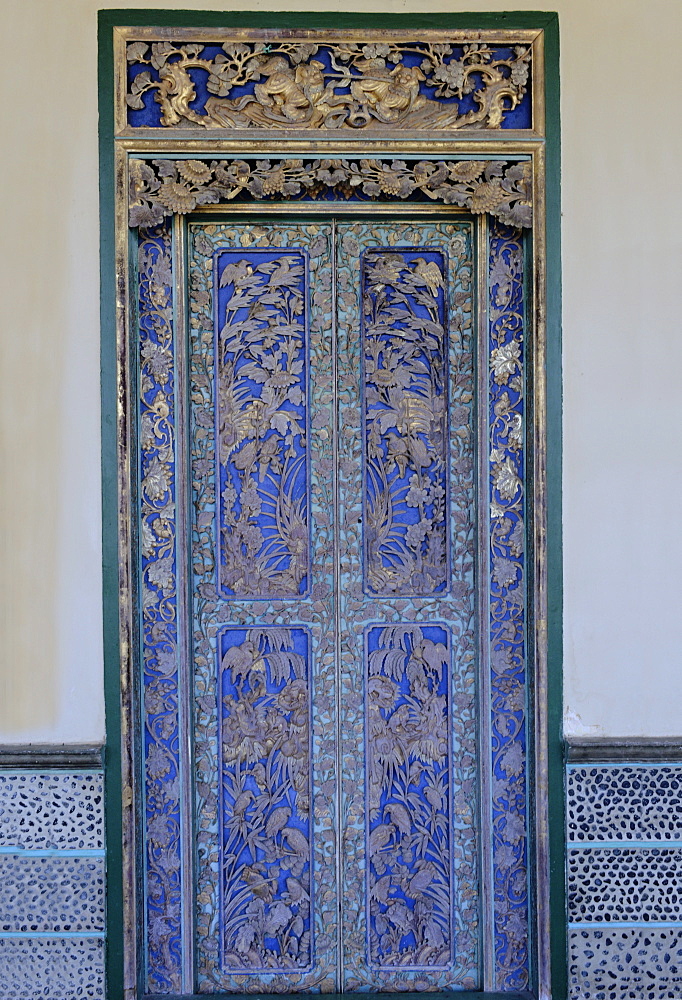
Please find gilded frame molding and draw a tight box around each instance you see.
[110,21,551,1000]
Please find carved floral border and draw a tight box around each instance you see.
[488,221,529,991]
[137,221,183,993]
[128,157,532,230]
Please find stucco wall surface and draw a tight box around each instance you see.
[0,0,680,742]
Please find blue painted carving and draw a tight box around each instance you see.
[336,221,478,992]
[215,249,310,599]
[218,626,313,971]
[365,623,453,969]
[125,40,532,131]
[488,220,529,991]
[362,249,449,597]
[137,221,183,993]
[139,213,532,994]
[190,223,339,994]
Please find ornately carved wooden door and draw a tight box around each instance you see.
[122,21,549,1000]
[186,216,479,992]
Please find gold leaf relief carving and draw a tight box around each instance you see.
[128,158,532,229]
[126,40,531,132]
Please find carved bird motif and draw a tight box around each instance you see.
[222,639,266,692]
[411,257,444,297]
[241,865,274,901]
[265,805,291,840]
[282,825,308,851]
[385,802,412,839]
[407,866,434,897]
[231,789,254,818]
[424,784,444,812]
[369,822,395,854]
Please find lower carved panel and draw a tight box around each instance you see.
[218,626,313,973]
[569,926,682,1000]
[365,622,453,970]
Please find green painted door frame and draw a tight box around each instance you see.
[99,10,562,999]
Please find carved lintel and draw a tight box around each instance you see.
[128,157,532,228]
[125,39,531,133]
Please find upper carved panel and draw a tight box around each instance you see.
[119,30,538,134]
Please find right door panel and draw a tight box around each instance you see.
[335,222,479,991]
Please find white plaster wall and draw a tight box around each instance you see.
[0,0,680,742]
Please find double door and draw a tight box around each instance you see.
[138,211,497,993]
[186,217,479,992]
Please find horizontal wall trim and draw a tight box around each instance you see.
[568,920,682,930]
[566,737,682,763]
[144,995,535,1000]
[0,744,103,768]
[567,840,682,849]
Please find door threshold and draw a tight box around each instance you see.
[144,993,535,1000]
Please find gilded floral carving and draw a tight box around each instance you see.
[138,222,183,994]
[362,250,449,596]
[215,250,310,599]
[218,627,312,970]
[335,221,479,991]
[366,623,453,968]
[136,211,529,992]
[128,157,532,229]
[189,223,339,993]
[126,39,531,132]
[488,221,529,991]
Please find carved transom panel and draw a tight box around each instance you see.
[115,28,544,137]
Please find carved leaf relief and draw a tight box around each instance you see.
[366,623,453,969]
[129,157,532,229]
[215,250,310,599]
[362,250,449,596]
[219,627,313,971]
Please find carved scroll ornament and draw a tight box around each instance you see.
[128,158,532,229]
[126,39,531,132]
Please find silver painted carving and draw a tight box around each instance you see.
[365,623,453,969]
[362,251,449,596]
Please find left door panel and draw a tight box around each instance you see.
[137,220,340,994]
[189,222,340,994]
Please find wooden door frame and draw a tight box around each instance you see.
[99,11,563,1000]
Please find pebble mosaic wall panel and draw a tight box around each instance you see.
[567,764,682,999]
[0,771,105,999]
[567,765,682,843]
[0,772,104,850]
